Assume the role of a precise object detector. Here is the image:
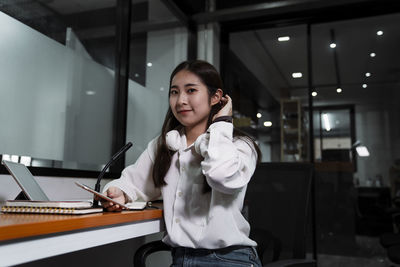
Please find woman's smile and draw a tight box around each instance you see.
[177,109,192,114]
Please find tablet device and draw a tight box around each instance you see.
[75,182,128,209]
[2,160,49,201]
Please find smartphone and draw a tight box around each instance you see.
[75,182,128,209]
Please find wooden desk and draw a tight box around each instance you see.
[0,209,163,266]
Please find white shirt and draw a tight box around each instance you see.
[103,122,258,249]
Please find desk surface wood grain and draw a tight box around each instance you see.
[0,209,162,242]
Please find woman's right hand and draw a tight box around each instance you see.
[99,186,126,211]
[213,94,233,121]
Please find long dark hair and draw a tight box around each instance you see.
[152,60,261,189]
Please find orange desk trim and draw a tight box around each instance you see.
[0,209,163,242]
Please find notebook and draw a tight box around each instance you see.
[1,204,103,215]
[1,160,102,214]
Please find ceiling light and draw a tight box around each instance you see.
[312,91,317,97]
[377,30,383,36]
[365,72,371,77]
[322,113,331,131]
[263,121,272,127]
[292,72,302,78]
[278,36,290,42]
[330,43,336,48]
[336,88,342,93]
[147,62,153,67]
[256,113,262,118]
[362,84,367,88]
[370,52,376,57]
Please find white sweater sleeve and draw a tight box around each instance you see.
[103,139,161,202]
[195,121,258,194]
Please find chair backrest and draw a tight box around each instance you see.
[389,162,400,199]
[245,162,313,261]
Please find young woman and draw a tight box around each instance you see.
[102,60,262,266]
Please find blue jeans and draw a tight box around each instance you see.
[170,246,262,267]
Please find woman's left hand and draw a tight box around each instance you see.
[213,94,232,120]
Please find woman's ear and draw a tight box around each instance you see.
[210,89,223,106]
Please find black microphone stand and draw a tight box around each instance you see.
[93,142,133,207]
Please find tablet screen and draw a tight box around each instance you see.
[2,160,49,201]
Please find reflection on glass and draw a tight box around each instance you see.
[228,24,309,162]
[0,2,116,171]
[125,0,187,164]
[313,109,352,162]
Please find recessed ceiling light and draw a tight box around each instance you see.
[365,72,371,77]
[362,84,367,88]
[370,52,376,57]
[330,43,337,48]
[278,36,290,42]
[256,113,262,118]
[312,91,317,97]
[377,30,383,36]
[292,72,302,78]
[263,121,272,127]
[147,62,153,67]
[336,88,342,93]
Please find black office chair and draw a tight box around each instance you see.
[380,216,400,264]
[245,162,315,267]
[134,162,316,267]
[134,240,171,266]
[379,160,400,264]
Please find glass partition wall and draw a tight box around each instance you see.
[125,0,188,165]
[0,1,118,172]
[223,10,400,266]
[227,25,311,163]
[311,13,400,265]
[0,0,188,174]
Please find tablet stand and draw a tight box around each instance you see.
[15,191,29,200]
